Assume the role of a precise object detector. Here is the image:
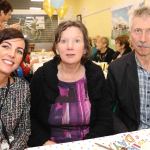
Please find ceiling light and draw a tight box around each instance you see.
[31,0,43,1]
[29,7,42,10]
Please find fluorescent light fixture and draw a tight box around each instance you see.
[31,0,43,1]
[29,7,42,10]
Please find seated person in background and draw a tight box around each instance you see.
[0,28,30,149]
[20,51,39,82]
[28,20,113,147]
[112,35,132,61]
[92,36,115,64]
[106,6,150,133]
[89,36,99,59]
[0,0,20,30]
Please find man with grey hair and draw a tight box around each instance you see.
[106,6,150,133]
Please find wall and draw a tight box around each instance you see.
[65,0,144,38]
[11,0,146,50]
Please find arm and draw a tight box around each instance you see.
[10,87,31,150]
[28,68,50,147]
[106,65,128,133]
[85,63,114,138]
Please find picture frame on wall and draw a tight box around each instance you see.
[76,14,82,22]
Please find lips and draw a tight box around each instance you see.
[3,59,14,65]
[66,54,75,56]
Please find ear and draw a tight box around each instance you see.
[83,49,86,54]
[55,45,59,55]
[56,49,59,55]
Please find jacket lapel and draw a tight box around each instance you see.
[126,52,140,123]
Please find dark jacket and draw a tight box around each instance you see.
[92,47,115,64]
[28,56,113,147]
[112,47,132,61]
[106,52,140,133]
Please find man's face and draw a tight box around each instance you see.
[130,16,150,58]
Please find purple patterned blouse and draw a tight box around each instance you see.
[48,76,91,143]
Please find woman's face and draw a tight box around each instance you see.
[115,41,124,52]
[57,26,85,65]
[0,38,25,76]
[0,10,12,22]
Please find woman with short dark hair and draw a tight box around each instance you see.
[0,28,30,150]
[28,20,113,147]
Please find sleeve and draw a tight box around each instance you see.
[28,68,50,147]
[10,85,31,150]
[85,65,114,139]
[106,65,128,133]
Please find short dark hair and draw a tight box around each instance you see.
[115,35,130,49]
[0,28,29,61]
[0,0,13,14]
[52,20,91,64]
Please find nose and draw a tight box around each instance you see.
[8,49,15,58]
[140,30,146,42]
[67,41,73,49]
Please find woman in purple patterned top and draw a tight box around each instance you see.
[28,20,113,147]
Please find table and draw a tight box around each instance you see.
[26,129,150,150]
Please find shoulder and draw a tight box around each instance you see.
[85,60,103,72]
[107,47,115,53]
[14,77,30,88]
[108,51,135,73]
[85,60,105,80]
[111,52,134,65]
[33,56,58,77]
[11,77,30,103]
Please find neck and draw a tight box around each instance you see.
[120,48,125,55]
[60,62,81,73]
[0,21,5,29]
[100,47,107,53]
[136,54,150,72]
[58,62,85,82]
[0,75,9,88]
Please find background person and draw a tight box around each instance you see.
[0,0,20,30]
[92,36,115,64]
[28,20,113,147]
[106,6,150,133]
[0,28,30,149]
[112,34,132,61]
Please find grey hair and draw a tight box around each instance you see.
[128,5,150,31]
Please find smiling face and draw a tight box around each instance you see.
[0,38,25,76]
[56,26,85,65]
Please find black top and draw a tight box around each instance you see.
[92,47,115,64]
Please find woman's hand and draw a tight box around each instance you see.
[43,140,56,145]
[9,23,21,30]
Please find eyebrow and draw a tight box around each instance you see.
[1,41,24,50]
